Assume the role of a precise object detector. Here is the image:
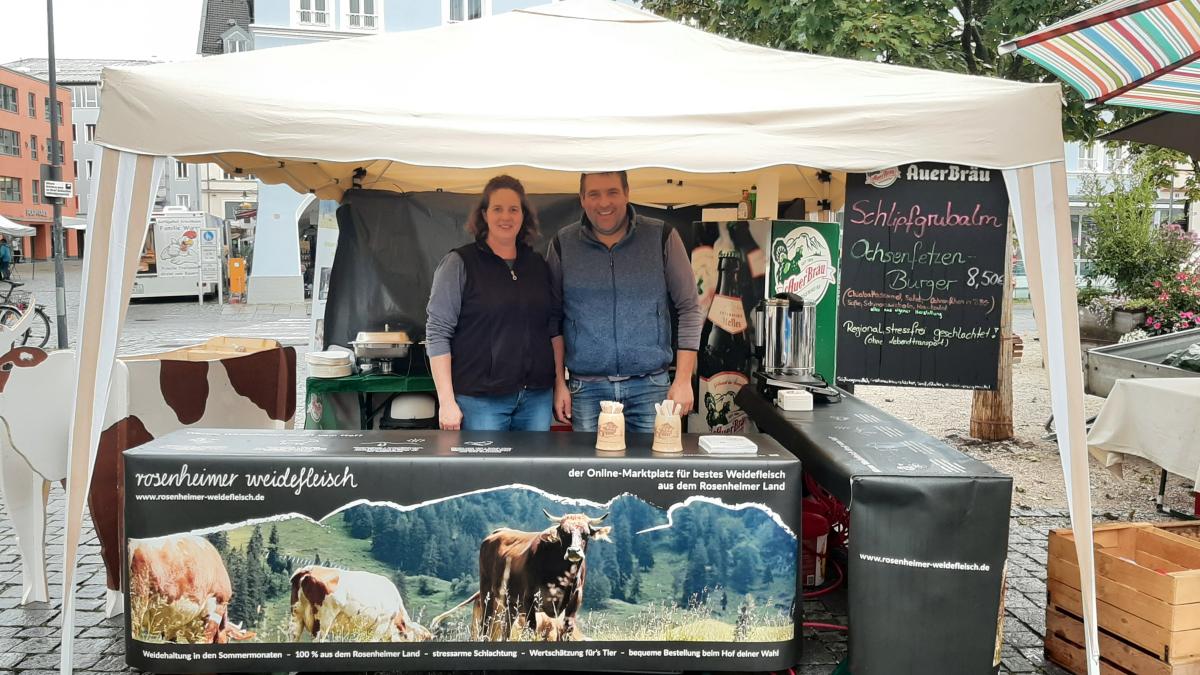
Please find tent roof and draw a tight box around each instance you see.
[94,0,1066,205]
[0,215,37,238]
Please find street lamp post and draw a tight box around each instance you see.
[46,0,69,349]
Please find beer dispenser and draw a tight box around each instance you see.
[752,293,841,404]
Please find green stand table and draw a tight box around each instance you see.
[304,373,435,429]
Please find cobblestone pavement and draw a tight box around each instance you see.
[0,260,1108,675]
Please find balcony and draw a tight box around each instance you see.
[348,12,377,29]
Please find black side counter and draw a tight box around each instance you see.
[741,387,1012,675]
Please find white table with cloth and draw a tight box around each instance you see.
[1087,378,1200,484]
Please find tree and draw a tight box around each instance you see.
[640,0,1107,140]
[393,570,410,606]
[1082,155,1197,299]
[267,525,284,573]
[583,571,611,610]
[730,543,761,594]
[681,542,710,608]
[628,569,643,605]
[206,531,229,556]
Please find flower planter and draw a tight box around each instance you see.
[1113,309,1148,334]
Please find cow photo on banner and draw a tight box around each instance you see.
[838,163,1010,389]
[122,430,802,672]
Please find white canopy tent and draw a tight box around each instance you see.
[69,1,1099,672]
[0,214,37,238]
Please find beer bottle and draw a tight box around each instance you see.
[690,222,721,318]
[728,221,765,321]
[699,252,752,434]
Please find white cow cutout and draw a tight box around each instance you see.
[0,306,294,615]
[0,303,130,605]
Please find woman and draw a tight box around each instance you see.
[426,175,561,431]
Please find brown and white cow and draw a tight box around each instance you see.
[289,565,431,643]
[431,510,611,641]
[128,534,255,644]
[0,315,294,613]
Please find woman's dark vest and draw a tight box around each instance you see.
[450,240,555,397]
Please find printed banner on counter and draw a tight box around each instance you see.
[123,429,802,672]
[838,163,1009,389]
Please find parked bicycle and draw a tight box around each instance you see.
[0,281,51,349]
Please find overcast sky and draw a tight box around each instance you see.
[0,0,205,65]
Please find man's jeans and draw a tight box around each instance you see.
[569,371,671,434]
[456,387,554,431]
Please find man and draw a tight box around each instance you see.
[0,237,11,281]
[547,171,703,433]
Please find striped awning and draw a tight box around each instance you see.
[1001,0,1200,114]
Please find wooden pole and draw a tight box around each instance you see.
[971,222,1015,441]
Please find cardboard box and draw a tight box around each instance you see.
[123,429,802,672]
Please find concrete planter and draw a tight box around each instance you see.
[1112,308,1147,334]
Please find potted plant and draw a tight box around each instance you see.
[1144,271,1200,335]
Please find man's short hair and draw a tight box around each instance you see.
[579,171,629,194]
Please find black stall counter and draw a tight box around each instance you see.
[123,429,801,673]
[741,388,1012,675]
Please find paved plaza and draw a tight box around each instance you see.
[0,259,1091,675]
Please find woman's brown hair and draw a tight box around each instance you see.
[466,175,539,246]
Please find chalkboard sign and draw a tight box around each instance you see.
[837,163,1009,389]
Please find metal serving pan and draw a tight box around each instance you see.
[351,330,411,359]
[1084,327,1200,397]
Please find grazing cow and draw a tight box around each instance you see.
[128,534,255,644]
[289,565,431,643]
[431,510,612,641]
[0,308,295,614]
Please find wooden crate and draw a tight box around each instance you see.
[1047,523,1200,673]
[1046,605,1200,674]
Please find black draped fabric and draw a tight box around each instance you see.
[322,188,702,350]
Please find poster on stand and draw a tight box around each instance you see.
[839,163,1009,389]
[123,429,802,673]
[152,212,207,279]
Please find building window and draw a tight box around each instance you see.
[348,0,378,29]
[0,85,16,114]
[26,92,34,118]
[1079,143,1098,171]
[445,0,489,23]
[175,160,190,180]
[0,177,21,203]
[1105,144,1128,172]
[298,0,328,25]
[70,85,98,109]
[85,160,94,179]
[86,124,96,142]
[43,97,63,125]
[29,134,37,161]
[0,129,19,157]
[176,194,191,209]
